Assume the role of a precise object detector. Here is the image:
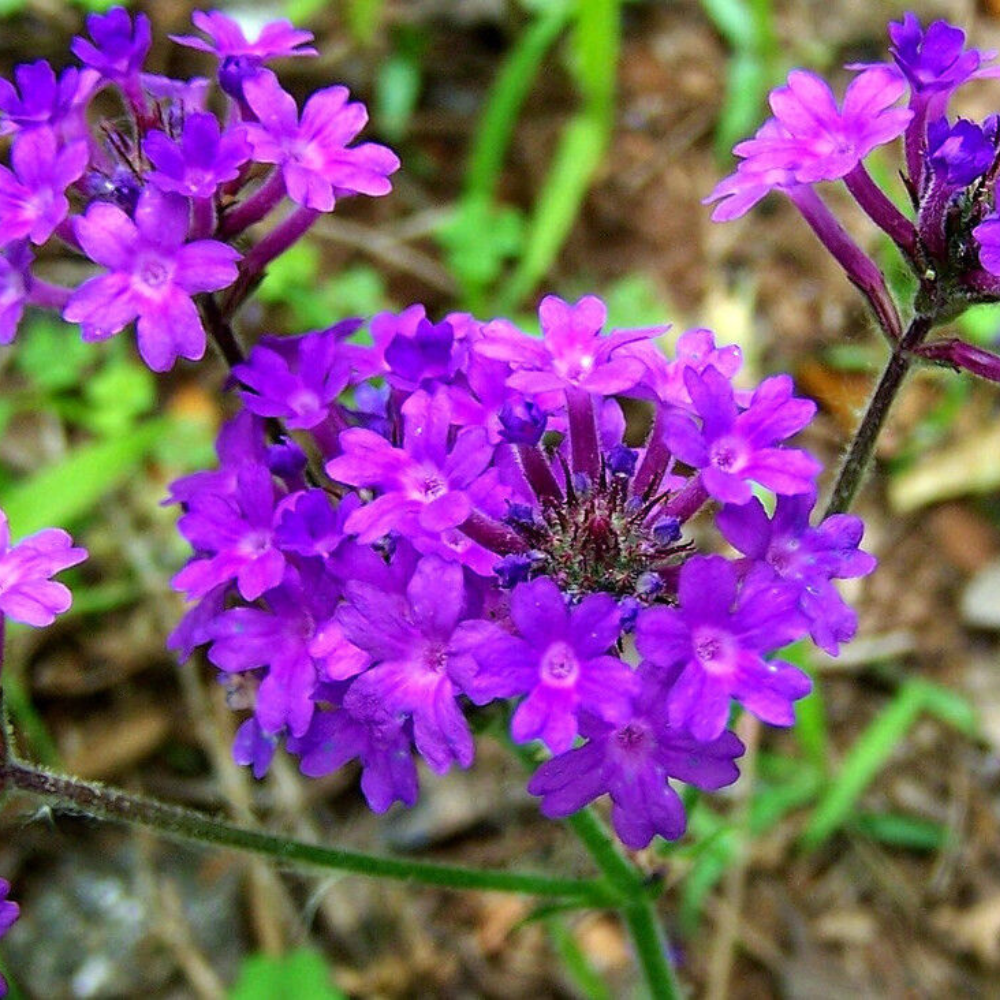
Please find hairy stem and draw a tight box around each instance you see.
[823,315,932,517]
[0,755,617,905]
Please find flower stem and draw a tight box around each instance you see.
[0,755,616,906]
[566,808,684,999]
[823,314,932,517]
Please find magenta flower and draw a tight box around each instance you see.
[717,493,877,655]
[63,187,240,371]
[171,10,317,61]
[636,556,810,741]
[291,700,419,814]
[0,128,88,247]
[662,365,820,505]
[468,577,639,753]
[0,60,97,136]
[326,389,495,544]
[528,668,744,847]
[241,71,399,212]
[71,6,151,85]
[172,464,284,602]
[0,243,30,345]
[338,554,485,773]
[733,68,912,184]
[233,322,359,430]
[477,294,654,395]
[0,509,87,627]
[144,113,250,199]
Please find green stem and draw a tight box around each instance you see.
[0,757,615,906]
[567,807,684,999]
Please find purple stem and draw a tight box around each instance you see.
[220,170,286,237]
[191,196,216,241]
[517,444,563,504]
[962,269,1000,299]
[787,184,902,343]
[27,278,72,311]
[843,164,917,258]
[564,387,601,481]
[904,97,929,192]
[53,219,82,254]
[663,475,708,524]
[459,511,529,555]
[222,206,319,319]
[633,406,671,497]
[915,172,951,261]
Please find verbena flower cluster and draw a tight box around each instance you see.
[169,297,875,848]
[0,7,398,370]
[708,12,1000,377]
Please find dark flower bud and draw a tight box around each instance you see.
[652,516,681,544]
[498,398,547,445]
[606,443,639,478]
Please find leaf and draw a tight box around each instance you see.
[82,358,156,436]
[0,417,171,536]
[14,317,92,391]
[801,679,977,850]
[229,949,346,1000]
[376,52,422,141]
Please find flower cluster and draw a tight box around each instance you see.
[707,12,1000,377]
[0,879,18,998]
[170,295,875,848]
[0,7,397,370]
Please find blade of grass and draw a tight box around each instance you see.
[782,641,829,774]
[547,917,615,1000]
[0,417,171,536]
[800,679,977,850]
[851,811,948,852]
[500,0,621,310]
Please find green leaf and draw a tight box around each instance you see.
[958,302,1000,346]
[257,243,321,304]
[230,949,346,1000]
[14,317,91,392]
[376,53,421,141]
[439,197,524,303]
[782,641,829,773]
[851,811,948,852]
[82,358,156,436]
[801,679,977,850]
[547,918,614,1000]
[346,0,385,45]
[502,114,607,309]
[464,5,571,203]
[0,417,171,536]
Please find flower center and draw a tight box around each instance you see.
[421,473,447,500]
[692,627,734,674]
[709,437,744,473]
[422,641,449,674]
[138,256,170,288]
[614,721,651,755]
[540,641,580,686]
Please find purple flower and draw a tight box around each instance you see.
[144,113,250,199]
[889,14,995,98]
[468,577,639,753]
[732,68,911,185]
[927,117,997,186]
[290,700,419,813]
[71,7,151,85]
[0,877,18,996]
[326,389,495,544]
[383,316,461,388]
[636,556,810,741]
[716,493,877,655]
[338,555,483,773]
[171,10,317,61]
[663,365,820,505]
[0,128,88,247]
[233,716,278,779]
[0,243,30,345]
[233,323,359,430]
[63,187,240,371]
[172,464,284,602]
[208,564,366,737]
[0,509,87,627]
[973,214,1000,276]
[528,668,744,847]
[242,71,399,212]
[477,295,654,395]
[0,60,97,136]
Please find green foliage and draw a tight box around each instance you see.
[700,0,782,160]
[801,679,977,850]
[14,318,91,392]
[547,918,614,1000]
[230,949,346,1000]
[257,243,390,330]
